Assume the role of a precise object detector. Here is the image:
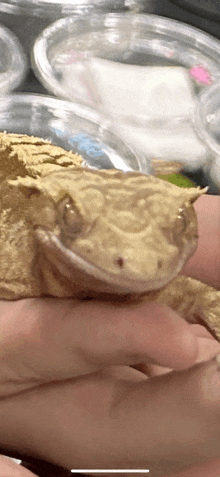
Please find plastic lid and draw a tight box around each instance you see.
[0,93,141,171]
[0,23,27,93]
[32,13,220,172]
[196,82,220,156]
[32,13,220,104]
[0,0,129,16]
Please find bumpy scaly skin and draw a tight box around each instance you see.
[0,132,82,180]
[0,133,220,341]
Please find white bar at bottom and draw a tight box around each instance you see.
[71,470,150,473]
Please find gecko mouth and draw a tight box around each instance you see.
[35,228,195,296]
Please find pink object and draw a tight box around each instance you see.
[65,51,86,65]
[189,65,213,85]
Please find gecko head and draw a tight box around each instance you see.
[8,168,207,296]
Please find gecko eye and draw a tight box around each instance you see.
[64,202,79,228]
[58,195,84,236]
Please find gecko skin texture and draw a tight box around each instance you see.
[0,132,220,341]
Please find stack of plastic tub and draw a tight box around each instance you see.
[0,0,135,58]
[0,22,27,93]
[32,12,220,188]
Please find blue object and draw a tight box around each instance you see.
[52,127,116,169]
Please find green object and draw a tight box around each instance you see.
[157,173,196,188]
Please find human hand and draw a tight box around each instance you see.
[182,192,220,290]
[0,455,37,476]
[0,195,219,477]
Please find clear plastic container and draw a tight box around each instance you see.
[0,93,141,172]
[32,13,220,172]
[0,0,135,57]
[195,82,220,191]
[33,13,220,104]
[0,23,27,93]
[196,83,220,156]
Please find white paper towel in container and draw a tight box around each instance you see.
[87,58,209,170]
[117,122,208,169]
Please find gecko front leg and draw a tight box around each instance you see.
[152,276,220,342]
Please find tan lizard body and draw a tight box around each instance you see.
[0,133,219,340]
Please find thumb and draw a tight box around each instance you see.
[110,354,220,476]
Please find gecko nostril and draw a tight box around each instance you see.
[25,187,41,198]
[157,259,163,269]
[116,257,124,268]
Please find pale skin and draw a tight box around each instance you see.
[0,195,219,477]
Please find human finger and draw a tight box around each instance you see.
[169,457,220,477]
[1,356,220,475]
[0,455,38,477]
[146,324,220,377]
[182,195,220,289]
[0,298,198,396]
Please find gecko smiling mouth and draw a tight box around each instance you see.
[35,227,194,296]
